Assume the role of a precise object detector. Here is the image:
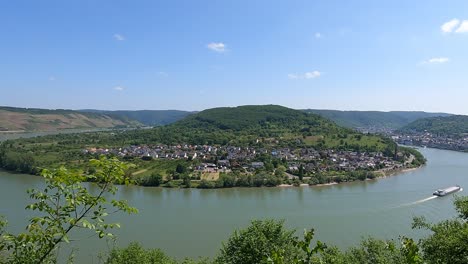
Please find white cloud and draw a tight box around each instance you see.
[441,19,460,33]
[455,20,468,33]
[424,57,450,64]
[157,71,168,77]
[315,32,322,39]
[207,42,226,53]
[287,74,299,79]
[113,86,125,91]
[48,76,56,81]
[288,71,322,80]
[113,34,125,41]
[304,71,321,79]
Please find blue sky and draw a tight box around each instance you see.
[1,0,468,113]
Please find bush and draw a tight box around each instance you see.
[139,173,163,186]
[214,219,298,264]
[105,242,176,264]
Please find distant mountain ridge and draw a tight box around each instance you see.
[79,109,194,126]
[0,106,141,132]
[80,108,452,130]
[304,109,452,130]
[399,115,468,137]
[2,106,454,133]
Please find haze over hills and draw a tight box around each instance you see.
[1,105,455,134]
[304,109,452,131]
[399,115,468,137]
[0,106,141,132]
[78,108,453,131]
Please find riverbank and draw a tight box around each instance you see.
[0,164,424,190]
[377,165,423,178]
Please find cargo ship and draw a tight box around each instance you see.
[433,185,461,197]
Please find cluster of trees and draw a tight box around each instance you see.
[198,172,284,189]
[398,146,427,167]
[0,147,37,174]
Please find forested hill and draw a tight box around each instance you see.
[304,109,451,130]
[79,109,194,126]
[0,106,141,132]
[172,105,343,132]
[123,105,396,152]
[399,115,468,137]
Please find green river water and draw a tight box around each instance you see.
[0,147,466,263]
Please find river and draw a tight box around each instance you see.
[0,147,466,263]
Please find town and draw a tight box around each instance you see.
[392,132,468,152]
[84,144,408,175]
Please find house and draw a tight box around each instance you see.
[251,162,264,169]
[217,160,230,168]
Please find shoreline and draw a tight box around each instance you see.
[377,165,423,178]
[0,165,424,190]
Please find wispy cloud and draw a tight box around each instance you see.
[441,19,460,33]
[287,74,299,79]
[207,42,227,53]
[48,76,56,81]
[314,32,322,39]
[113,34,125,41]
[455,20,468,33]
[113,86,125,91]
[288,71,322,80]
[157,71,169,77]
[422,57,450,64]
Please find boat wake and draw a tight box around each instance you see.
[395,188,463,208]
[406,195,438,206]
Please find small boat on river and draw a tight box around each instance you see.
[433,185,461,197]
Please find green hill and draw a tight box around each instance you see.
[121,105,395,151]
[79,109,193,126]
[304,109,451,130]
[399,115,468,137]
[174,105,340,132]
[0,106,141,132]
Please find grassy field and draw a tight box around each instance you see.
[201,172,220,181]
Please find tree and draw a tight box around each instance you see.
[140,173,163,186]
[105,242,176,264]
[105,242,211,264]
[182,174,192,188]
[176,164,187,174]
[0,156,138,264]
[412,196,468,264]
[264,229,326,264]
[215,219,298,264]
[298,165,304,181]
